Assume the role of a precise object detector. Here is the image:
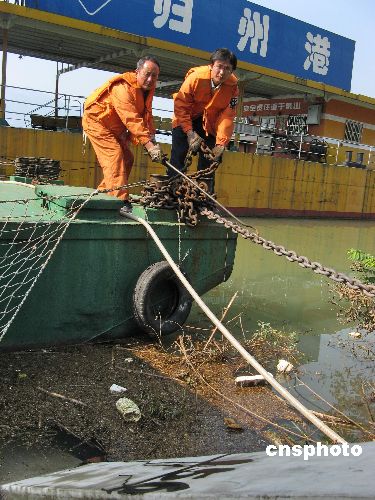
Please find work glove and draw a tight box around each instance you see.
[187,130,203,154]
[211,145,225,163]
[148,144,162,163]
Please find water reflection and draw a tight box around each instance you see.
[201,217,375,339]
[286,329,375,437]
[193,217,375,426]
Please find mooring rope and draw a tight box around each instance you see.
[122,209,347,445]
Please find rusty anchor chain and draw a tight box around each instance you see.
[139,143,375,298]
[200,207,375,298]
[140,143,219,226]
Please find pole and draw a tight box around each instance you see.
[55,62,59,118]
[1,26,8,120]
[234,80,245,151]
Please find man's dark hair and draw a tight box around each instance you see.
[137,55,160,70]
[210,48,237,71]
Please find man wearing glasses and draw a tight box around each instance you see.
[83,56,162,214]
[168,48,239,191]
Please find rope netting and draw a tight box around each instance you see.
[0,187,97,343]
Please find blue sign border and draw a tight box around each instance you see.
[25,0,355,90]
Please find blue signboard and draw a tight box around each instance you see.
[25,0,355,90]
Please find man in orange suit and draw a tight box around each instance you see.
[83,56,162,214]
[168,48,239,191]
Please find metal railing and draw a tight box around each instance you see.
[0,83,374,169]
[231,118,375,170]
[0,84,85,131]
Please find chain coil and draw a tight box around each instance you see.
[140,144,219,226]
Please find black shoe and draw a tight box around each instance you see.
[119,200,132,216]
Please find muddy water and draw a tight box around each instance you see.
[193,217,375,434]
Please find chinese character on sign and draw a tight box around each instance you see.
[77,0,113,16]
[237,8,269,57]
[303,32,330,75]
[153,0,193,34]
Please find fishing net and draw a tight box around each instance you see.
[0,182,95,343]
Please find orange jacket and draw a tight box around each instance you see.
[172,65,239,146]
[84,72,156,145]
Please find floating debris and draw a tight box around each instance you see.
[224,417,243,432]
[277,359,294,373]
[348,331,362,339]
[116,397,141,422]
[110,384,127,394]
[235,374,273,387]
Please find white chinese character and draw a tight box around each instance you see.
[271,103,277,111]
[256,104,263,111]
[293,102,301,109]
[237,8,269,57]
[263,103,270,111]
[249,104,257,112]
[303,32,330,75]
[154,0,193,34]
[77,1,113,16]
[278,103,285,110]
[244,105,249,112]
[285,102,293,110]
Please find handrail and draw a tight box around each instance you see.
[0,83,374,168]
[0,83,85,99]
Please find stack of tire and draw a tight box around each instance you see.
[14,157,61,183]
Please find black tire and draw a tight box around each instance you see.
[133,261,192,337]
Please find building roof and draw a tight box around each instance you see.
[1,2,375,109]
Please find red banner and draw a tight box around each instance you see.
[243,98,308,116]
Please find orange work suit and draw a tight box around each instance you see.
[172,65,239,146]
[82,72,156,200]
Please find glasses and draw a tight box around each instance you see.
[212,62,233,74]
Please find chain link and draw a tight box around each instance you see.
[200,208,375,298]
[139,144,375,298]
[140,144,219,226]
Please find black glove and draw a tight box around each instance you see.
[211,145,225,163]
[148,144,162,162]
[187,130,203,154]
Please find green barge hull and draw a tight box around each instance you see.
[0,181,237,351]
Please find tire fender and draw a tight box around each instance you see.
[132,261,192,337]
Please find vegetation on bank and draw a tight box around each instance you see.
[333,248,375,333]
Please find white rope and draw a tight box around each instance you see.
[124,210,347,445]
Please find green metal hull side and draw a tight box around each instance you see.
[1,229,236,350]
[0,183,237,350]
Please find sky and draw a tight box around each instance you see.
[2,0,375,122]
